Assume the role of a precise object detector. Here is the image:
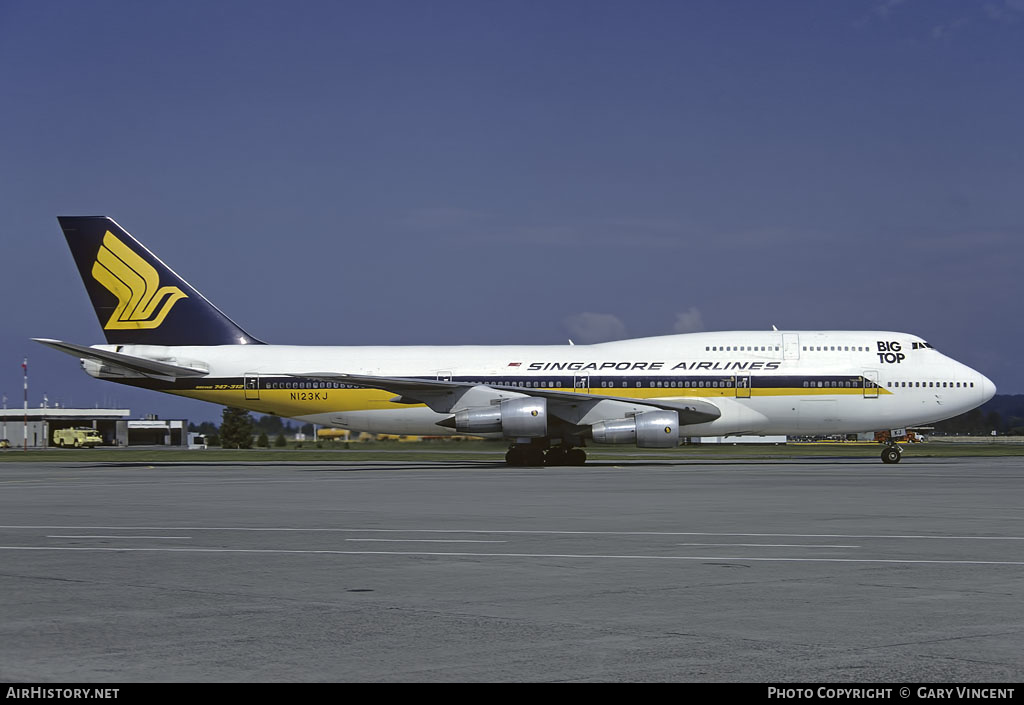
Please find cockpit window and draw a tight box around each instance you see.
[911,342,936,350]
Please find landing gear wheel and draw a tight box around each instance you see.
[545,447,567,466]
[58,439,65,448]
[506,446,547,467]
[881,446,901,464]
[566,448,587,466]
[505,447,526,466]
[524,448,545,467]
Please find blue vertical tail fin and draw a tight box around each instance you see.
[57,216,263,346]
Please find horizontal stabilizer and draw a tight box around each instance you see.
[32,338,209,379]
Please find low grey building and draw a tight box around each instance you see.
[0,409,188,448]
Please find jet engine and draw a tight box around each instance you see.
[590,410,679,448]
[450,397,548,438]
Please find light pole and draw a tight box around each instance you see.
[23,358,28,451]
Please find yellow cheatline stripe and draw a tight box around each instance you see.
[163,384,890,418]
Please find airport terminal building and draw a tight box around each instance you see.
[0,408,188,448]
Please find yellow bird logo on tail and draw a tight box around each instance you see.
[91,231,187,330]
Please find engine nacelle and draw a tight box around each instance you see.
[591,410,679,448]
[452,397,548,438]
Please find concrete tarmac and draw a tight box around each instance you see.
[1,456,1023,682]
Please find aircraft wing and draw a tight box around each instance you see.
[33,338,209,380]
[299,372,721,425]
[490,385,721,423]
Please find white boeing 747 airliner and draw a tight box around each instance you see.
[37,217,996,465]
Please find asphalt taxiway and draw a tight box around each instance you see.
[1,456,1023,682]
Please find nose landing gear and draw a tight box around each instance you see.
[881,444,902,464]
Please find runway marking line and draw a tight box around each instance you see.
[675,543,860,548]
[4,526,1024,541]
[1,545,1024,566]
[344,538,508,543]
[47,535,192,540]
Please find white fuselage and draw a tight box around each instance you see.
[91,330,996,439]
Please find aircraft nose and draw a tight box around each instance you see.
[979,374,997,404]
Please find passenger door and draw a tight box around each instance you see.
[862,370,879,399]
[244,373,260,401]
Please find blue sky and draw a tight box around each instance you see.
[1,1,1022,423]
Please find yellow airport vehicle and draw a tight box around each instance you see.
[53,427,103,448]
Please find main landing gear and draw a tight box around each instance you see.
[505,443,587,467]
[880,443,902,464]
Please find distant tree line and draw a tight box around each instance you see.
[188,410,316,447]
[931,395,1024,436]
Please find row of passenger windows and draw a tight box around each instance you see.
[470,381,558,388]
[456,379,742,389]
[479,380,733,389]
[265,381,359,389]
[264,380,575,390]
[261,378,974,392]
[705,345,780,352]
[266,379,735,390]
[600,380,734,388]
[702,345,878,353]
[803,345,869,352]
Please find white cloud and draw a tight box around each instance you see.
[931,17,968,40]
[985,0,1024,22]
[563,312,627,344]
[672,307,705,334]
[875,0,906,19]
